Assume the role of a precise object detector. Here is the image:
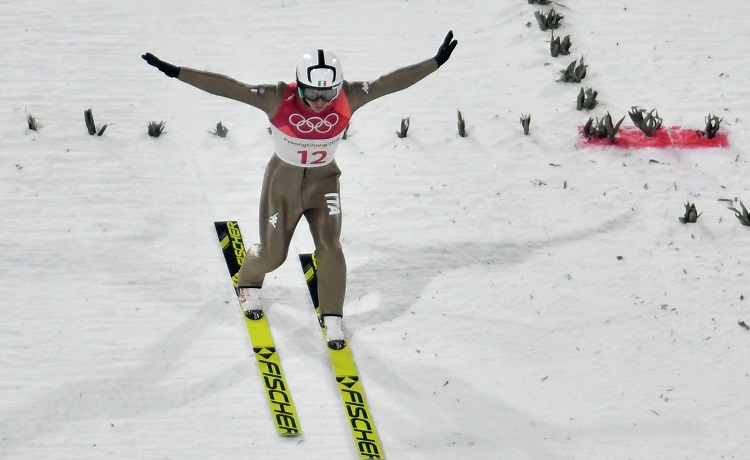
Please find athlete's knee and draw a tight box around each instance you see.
[247,243,287,273]
[260,244,289,270]
[315,240,343,257]
[247,243,261,259]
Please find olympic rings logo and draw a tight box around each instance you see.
[289,113,339,134]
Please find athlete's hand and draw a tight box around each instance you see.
[435,30,458,67]
[142,52,180,78]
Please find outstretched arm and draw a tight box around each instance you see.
[345,31,458,113]
[141,53,282,115]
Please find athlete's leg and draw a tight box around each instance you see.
[238,156,304,288]
[303,163,346,317]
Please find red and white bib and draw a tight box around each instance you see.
[269,83,351,167]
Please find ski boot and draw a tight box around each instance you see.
[323,315,346,350]
[238,287,263,320]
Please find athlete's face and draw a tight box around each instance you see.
[305,97,329,113]
[298,83,339,113]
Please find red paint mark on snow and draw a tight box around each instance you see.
[577,126,729,149]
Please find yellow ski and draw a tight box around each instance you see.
[215,221,301,436]
[300,253,384,459]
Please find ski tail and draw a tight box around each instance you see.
[300,252,321,308]
[215,221,302,436]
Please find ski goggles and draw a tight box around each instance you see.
[298,84,340,103]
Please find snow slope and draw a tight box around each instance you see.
[2,1,749,459]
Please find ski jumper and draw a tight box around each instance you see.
[178,58,438,316]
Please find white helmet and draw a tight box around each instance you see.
[296,49,343,89]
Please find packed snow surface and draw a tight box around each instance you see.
[2,1,749,459]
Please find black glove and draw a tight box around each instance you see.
[434,31,458,67]
[142,52,180,78]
